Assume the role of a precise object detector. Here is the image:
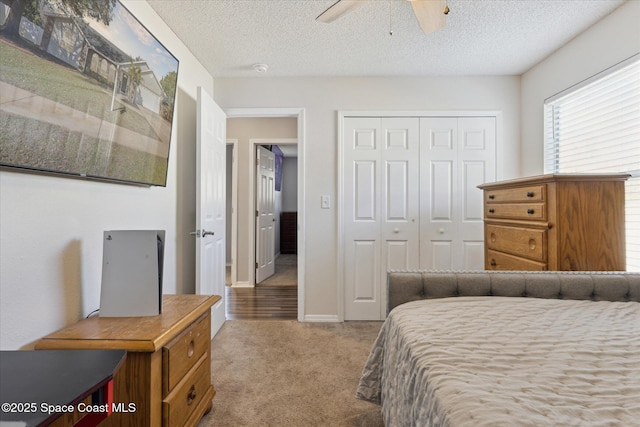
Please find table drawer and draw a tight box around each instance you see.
[486,224,546,262]
[485,185,545,203]
[486,249,547,271]
[163,313,210,394]
[485,203,545,220]
[163,354,210,427]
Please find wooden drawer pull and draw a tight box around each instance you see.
[490,259,497,267]
[489,208,495,214]
[527,209,535,215]
[187,385,197,406]
[526,191,534,197]
[488,194,495,200]
[187,340,195,358]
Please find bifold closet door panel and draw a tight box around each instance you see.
[343,118,383,320]
[380,118,420,274]
[419,117,496,270]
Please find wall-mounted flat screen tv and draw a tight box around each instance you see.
[0,0,179,186]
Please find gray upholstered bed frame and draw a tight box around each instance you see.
[388,271,640,314]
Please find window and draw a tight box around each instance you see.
[544,55,640,272]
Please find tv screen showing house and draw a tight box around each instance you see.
[0,0,179,186]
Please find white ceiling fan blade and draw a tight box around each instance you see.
[316,0,367,23]
[409,0,446,34]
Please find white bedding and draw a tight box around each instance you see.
[356,297,640,427]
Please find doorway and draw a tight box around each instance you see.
[225,139,238,287]
[224,108,305,321]
[255,141,298,287]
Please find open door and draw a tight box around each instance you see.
[196,87,226,338]
[255,146,276,284]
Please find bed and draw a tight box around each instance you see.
[356,271,640,427]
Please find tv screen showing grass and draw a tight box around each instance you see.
[0,0,179,186]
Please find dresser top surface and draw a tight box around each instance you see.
[35,294,220,352]
[478,173,631,189]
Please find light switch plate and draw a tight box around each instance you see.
[321,195,331,209]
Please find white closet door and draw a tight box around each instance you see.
[419,117,496,270]
[344,118,382,320]
[343,118,419,320]
[458,117,496,269]
[380,118,420,281]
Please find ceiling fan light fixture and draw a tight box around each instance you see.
[410,0,446,34]
[253,63,269,73]
[316,0,367,23]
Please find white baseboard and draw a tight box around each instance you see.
[232,281,254,288]
[303,314,340,322]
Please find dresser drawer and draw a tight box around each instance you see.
[163,313,210,394]
[486,250,547,271]
[485,185,545,203]
[485,203,546,220]
[163,354,210,427]
[486,224,546,262]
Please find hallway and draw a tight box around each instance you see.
[225,255,298,319]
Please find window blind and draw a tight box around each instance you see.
[544,55,640,271]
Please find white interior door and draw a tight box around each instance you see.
[196,87,226,338]
[255,146,276,284]
[419,117,496,270]
[343,118,419,320]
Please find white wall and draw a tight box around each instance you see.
[520,1,639,176]
[215,76,521,317]
[0,0,213,350]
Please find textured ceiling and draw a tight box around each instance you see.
[146,0,626,78]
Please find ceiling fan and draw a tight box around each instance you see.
[316,0,450,35]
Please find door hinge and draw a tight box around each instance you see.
[255,262,259,269]
[256,210,259,217]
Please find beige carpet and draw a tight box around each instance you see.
[199,320,385,427]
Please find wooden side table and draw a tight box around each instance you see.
[35,294,220,427]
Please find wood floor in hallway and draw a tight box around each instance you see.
[225,286,297,320]
[225,255,298,320]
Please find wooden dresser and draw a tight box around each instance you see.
[478,174,629,271]
[35,294,220,427]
